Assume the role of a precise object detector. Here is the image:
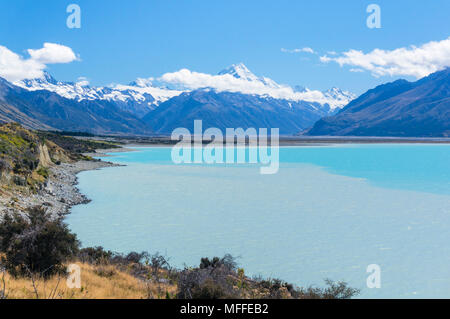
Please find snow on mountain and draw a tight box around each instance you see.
[14,72,182,117]
[14,64,355,117]
[18,72,108,101]
[323,87,356,111]
[160,63,355,110]
[220,63,356,110]
[218,63,283,90]
[112,81,182,105]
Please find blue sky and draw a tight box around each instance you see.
[0,0,449,94]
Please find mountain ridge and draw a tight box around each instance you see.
[0,77,151,135]
[305,68,450,137]
[14,64,355,118]
[2,64,356,135]
[143,88,329,134]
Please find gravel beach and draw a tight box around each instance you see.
[0,159,119,219]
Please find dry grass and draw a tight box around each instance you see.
[1,262,176,299]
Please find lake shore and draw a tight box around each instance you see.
[0,158,120,219]
[43,136,450,220]
[5,136,449,221]
[80,135,450,147]
[66,144,450,298]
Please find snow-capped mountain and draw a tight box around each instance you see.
[143,88,333,134]
[15,72,182,118]
[14,64,355,120]
[323,87,357,113]
[0,77,151,135]
[139,64,357,134]
[218,63,280,88]
[216,63,355,111]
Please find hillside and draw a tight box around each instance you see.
[305,68,450,137]
[0,123,69,192]
[0,122,118,188]
[0,123,119,215]
[0,78,151,135]
[143,89,329,134]
[1,246,359,299]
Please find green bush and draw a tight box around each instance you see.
[293,279,360,299]
[0,206,79,277]
[199,254,236,270]
[190,279,231,299]
[94,265,116,278]
[78,246,113,265]
[36,167,49,179]
[177,255,239,299]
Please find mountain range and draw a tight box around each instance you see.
[0,77,150,135]
[0,64,355,135]
[143,89,330,134]
[3,63,449,137]
[305,68,450,137]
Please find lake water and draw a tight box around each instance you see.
[67,145,450,298]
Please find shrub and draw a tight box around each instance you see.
[0,206,79,277]
[177,255,239,299]
[78,246,113,265]
[190,278,230,299]
[36,167,49,179]
[199,254,237,271]
[295,279,360,299]
[124,251,149,264]
[12,176,26,186]
[110,251,150,265]
[0,158,11,175]
[94,265,117,278]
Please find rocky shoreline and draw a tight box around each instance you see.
[0,159,120,219]
[45,160,120,218]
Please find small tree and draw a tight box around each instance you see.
[0,206,79,277]
[78,246,113,265]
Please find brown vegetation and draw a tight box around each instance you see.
[1,262,171,299]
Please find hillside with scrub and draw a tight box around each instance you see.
[0,122,119,215]
[0,207,359,299]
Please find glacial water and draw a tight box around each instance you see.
[67,145,450,298]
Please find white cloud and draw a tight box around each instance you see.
[320,37,450,79]
[158,68,347,108]
[28,43,78,64]
[76,76,89,87]
[0,46,44,82]
[0,43,78,82]
[281,47,315,54]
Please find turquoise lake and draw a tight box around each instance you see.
[67,145,450,298]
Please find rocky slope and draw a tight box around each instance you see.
[0,123,118,218]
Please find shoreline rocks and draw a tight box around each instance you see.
[0,160,119,219]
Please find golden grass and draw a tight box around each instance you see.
[1,262,176,299]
